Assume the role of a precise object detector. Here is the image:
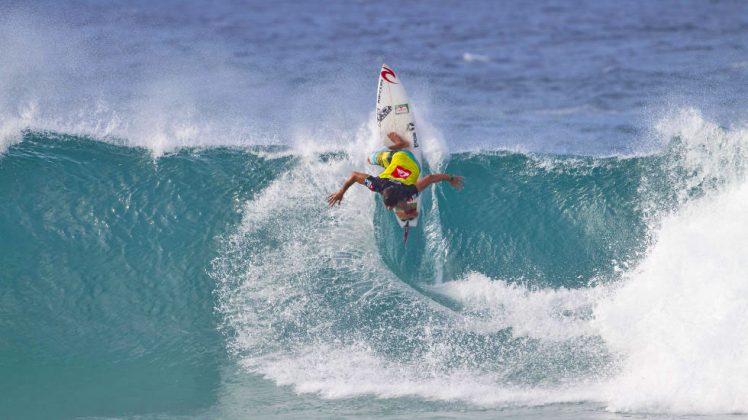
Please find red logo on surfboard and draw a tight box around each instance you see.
[392,166,411,179]
[381,67,398,84]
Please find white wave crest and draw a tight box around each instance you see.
[431,272,608,340]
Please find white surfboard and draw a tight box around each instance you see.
[375,64,423,228]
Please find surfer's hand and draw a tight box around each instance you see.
[448,175,464,191]
[327,190,344,206]
[387,132,409,149]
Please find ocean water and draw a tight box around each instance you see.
[2,1,748,419]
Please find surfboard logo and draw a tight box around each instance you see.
[392,166,411,179]
[395,103,409,114]
[377,106,392,123]
[381,67,398,84]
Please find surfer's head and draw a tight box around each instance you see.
[382,186,411,209]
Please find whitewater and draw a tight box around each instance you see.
[3,1,748,419]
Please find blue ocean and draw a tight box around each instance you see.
[3,1,748,418]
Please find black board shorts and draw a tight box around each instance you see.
[364,176,418,199]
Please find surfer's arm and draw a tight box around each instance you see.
[327,172,368,206]
[415,174,464,192]
[387,132,410,150]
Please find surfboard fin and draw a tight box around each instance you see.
[403,221,410,245]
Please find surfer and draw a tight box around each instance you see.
[327,132,464,219]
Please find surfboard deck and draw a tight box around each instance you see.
[375,64,422,228]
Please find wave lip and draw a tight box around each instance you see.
[431,272,606,341]
[595,180,748,414]
[591,108,748,414]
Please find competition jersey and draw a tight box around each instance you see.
[368,149,420,185]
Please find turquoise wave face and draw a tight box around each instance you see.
[435,152,652,287]
[0,129,734,418]
[0,133,291,418]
